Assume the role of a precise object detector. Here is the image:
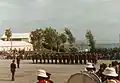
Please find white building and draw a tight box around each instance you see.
[0,33,33,51]
[0,40,33,51]
[1,33,31,42]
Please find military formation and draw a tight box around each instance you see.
[31,52,98,64]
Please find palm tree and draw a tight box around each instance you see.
[5,28,12,41]
[5,28,12,53]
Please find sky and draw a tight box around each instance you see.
[0,0,120,43]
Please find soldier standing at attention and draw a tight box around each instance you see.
[50,53,54,64]
[35,53,38,64]
[32,54,35,64]
[79,53,82,64]
[75,53,78,64]
[16,56,20,68]
[83,53,85,64]
[46,53,50,64]
[58,53,62,64]
[10,60,16,81]
[39,54,42,64]
[42,53,46,64]
[54,53,57,64]
[70,53,74,64]
[63,53,66,64]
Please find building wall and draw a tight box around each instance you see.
[1,38,29,42]
[1,33,31,42]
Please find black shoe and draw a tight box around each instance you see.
[11,79,15,81]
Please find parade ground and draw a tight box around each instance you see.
[0,60,118,83]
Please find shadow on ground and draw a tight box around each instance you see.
[0,78,11,81]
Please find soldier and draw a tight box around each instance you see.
[70,53,74,64]
[62,53,66,64]
[92,53,95,63]
[10,60,16,81]
[39,54,42,64]
[66,53,70,64]
[35,53,38,64]
[83,53,87,64]
[89,53,92,63]
[87,53,90,63]
[79,53,82,64]
[46,53,50,64]
[75,53,78,64]
[32,55,35,64]
[50,53,54,64]
[16,56,20,68]
[42,53,46,64]
[95,53,98,64]
[54,53,58,64]
[58,53,62,64]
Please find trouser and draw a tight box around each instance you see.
[88,59,90,62]
[43,59,46,64]
[47,59,49,64]
[51,59,53,64]
[36,59,38,64]
[75,59,78,64]
[55,59,57,64]
[32,59,34,63]
[11,71,15,81]
[71,59,74,64]
[39,59,42,63]
[63,59,65,64]
[84,59,86,64]
[67,59,69,64]
[59,59,62,64]
[79,60,82,64]
[17,63,20,68]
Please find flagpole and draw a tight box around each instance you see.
[118,34,120,48]
[10,31,12,58]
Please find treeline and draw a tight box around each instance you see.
[4,28,96,53]
[30,27,76,53]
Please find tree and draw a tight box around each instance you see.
[69,47,78,52]
[85,30,95,52]
[55,33,62,52]
[64,28,75,45]
[30,28,44,52]
[5,28,12,41]
[60,33,67,45]
[44,27,58,51]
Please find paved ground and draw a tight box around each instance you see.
[0,60,118,83]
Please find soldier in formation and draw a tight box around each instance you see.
[31,52,98,64]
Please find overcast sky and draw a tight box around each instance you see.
[0,0,120,43]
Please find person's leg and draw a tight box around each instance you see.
[18,63,20,68]
[17,63,19,68]
[11,71,15,81]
